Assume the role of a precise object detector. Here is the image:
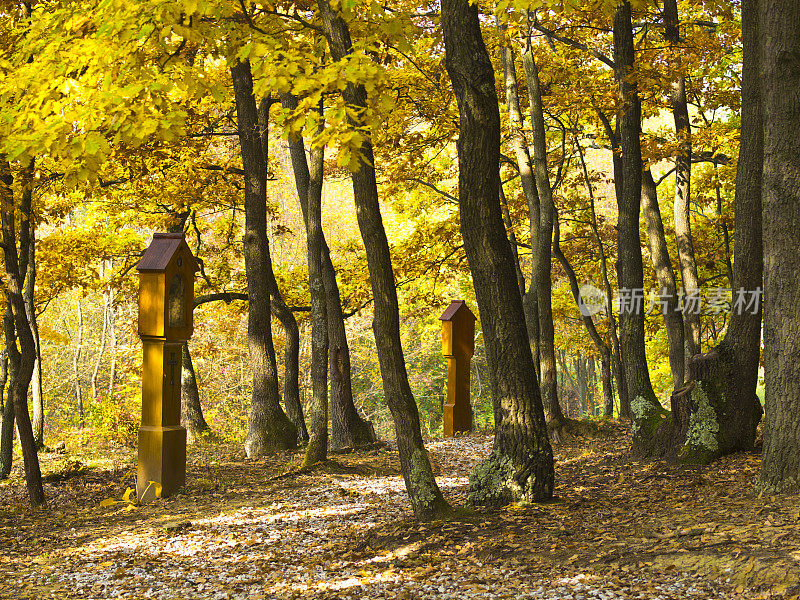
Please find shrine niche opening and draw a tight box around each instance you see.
[168,273,185,328]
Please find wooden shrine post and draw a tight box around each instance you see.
[136,233,198,502]
[440,300,476,436]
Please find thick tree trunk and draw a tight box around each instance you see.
[231,61,297,456]
[301,129,329,467]
[497,20,541,378]
[443,0,554,505]
[613,2,664,447]
[522,42,564,427]
[641,168,685,387]
[0,159,44,505]
[317,1,448,520]
[181,342,210,443]
[281,93,371,449]
[757,0,800,491]
[663,0,701,361]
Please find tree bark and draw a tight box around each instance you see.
[590,113,629,417]
[757,0,800,491]
[231,60,297,456]
[301,118,329,467]
[663,0,701,361]
[281,93,372,449]
[612,2,664,444]
[641,168,685,387]
[23,204,43,449]
[0,305,15,479]
[443,0,554,505]
[317,0,448,519]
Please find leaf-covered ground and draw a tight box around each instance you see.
[1,423,798,599]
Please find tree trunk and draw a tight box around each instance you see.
[499,184,527,296]
[91,262,109,402]
[74,298,84,428]
[181,341,210,443]
[522,40,564,427]
[257,98,308,445]
[301,121,329,467]
[107,282,117,398]
[24,213,43,449]
[0,306,15,479]
[231,60,297,456]
[317,1,448,520]
[589,114,630,418]
[281,93,372,449]
[601,352,614,417]
[442,0,554,505]
[612,2,664,446]
[757,0,800,491]
[0,158,45,505]
[588,356,597,416]
[497,18,541,379]
[663,0,701,361]
[641,168,685,387]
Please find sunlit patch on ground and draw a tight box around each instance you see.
[1,428,796,599]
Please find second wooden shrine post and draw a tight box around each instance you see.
[136,233,198,502]
[440,300,476,436]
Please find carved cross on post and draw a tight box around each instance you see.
[167,351,179,387]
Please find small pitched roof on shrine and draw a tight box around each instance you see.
[439,300,476,322]
[137,233,197,272]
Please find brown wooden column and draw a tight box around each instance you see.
[136,234,198,502]
[440,300,476,436]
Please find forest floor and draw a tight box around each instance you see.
[1,422,799,600]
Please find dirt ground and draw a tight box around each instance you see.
[1,422,799,599]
